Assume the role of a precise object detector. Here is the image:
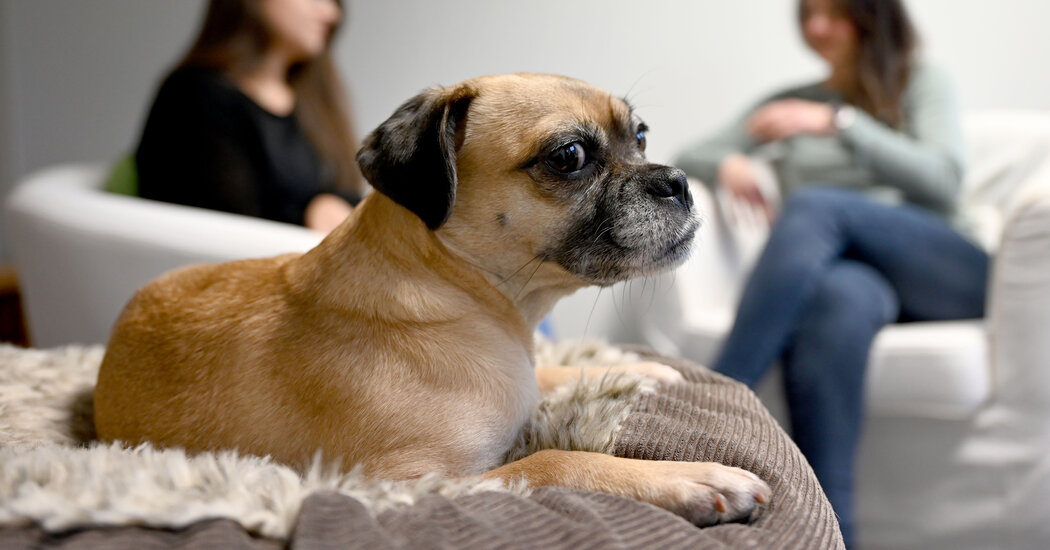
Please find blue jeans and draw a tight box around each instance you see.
[712,187,989,547]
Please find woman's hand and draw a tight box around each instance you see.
[305,193,353,234]
[747,99,835,142]
[718,153,774,225]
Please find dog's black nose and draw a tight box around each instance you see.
[646,169,693,209]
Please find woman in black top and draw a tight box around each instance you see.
[136,0,363,233]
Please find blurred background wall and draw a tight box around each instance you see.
[1,0,1048,271]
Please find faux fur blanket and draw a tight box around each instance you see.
[0,342,843,549]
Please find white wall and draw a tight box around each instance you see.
[0,0,204,262]
[337,0,1050,164]
[0,0,16,262]
[1,0,1048,336]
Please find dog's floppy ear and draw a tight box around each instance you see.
[356,85,476,230]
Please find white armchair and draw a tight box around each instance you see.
[3,164,324,347]
[639,111,1050,550]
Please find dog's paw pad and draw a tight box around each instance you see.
[686,468,770,525]
[645,462,770,526]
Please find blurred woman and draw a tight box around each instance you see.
[676,0,988,545]
[136,0,363,233]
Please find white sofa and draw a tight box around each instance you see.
[638,111,1050,550]
[3,164,324,347]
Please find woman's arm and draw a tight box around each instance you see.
[674,109,761,189]
[304,193,353,233]
[838,65,966,212]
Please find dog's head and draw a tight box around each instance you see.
[356,74,698,289]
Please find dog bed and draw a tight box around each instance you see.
[0,341,843,549]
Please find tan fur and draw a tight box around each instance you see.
[95,74,769,523]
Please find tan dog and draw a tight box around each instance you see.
[95,74,770,524]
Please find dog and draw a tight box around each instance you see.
[94,73,770,525]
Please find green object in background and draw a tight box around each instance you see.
[103,155,138,196]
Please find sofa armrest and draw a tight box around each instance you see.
[3,164,325,346]
[986,185,1050,409]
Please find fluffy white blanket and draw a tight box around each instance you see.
[0,340,649,538]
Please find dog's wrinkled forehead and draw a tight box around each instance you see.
[473,74,628,118]
[462,74,635,160]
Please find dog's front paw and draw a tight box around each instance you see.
[535,362,684,392]
[643,461,771,525]
[486,451,768,527]
[607,362,685,386]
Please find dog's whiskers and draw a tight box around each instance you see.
[579,286,604,340]
[591,219,614,244]
[513,256,546,300]
[498,255,544,287]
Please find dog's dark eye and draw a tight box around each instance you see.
[545,142,587,174]
[635,127,648,152]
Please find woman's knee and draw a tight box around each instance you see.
[763,188,856,250]
[780,187,861,221]
[783,262,898,391]
[808,261,900,329]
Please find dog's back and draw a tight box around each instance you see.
[94,197,539,475]
[94,255,308,460]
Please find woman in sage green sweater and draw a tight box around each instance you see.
[675,0,988,546]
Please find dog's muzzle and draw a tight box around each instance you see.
[643,167,693,211]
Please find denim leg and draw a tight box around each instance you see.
[713,188,852,386]
[713,187,989,385]
[781,260,899,548]
[711,186,989,548]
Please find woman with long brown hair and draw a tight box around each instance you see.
[136,0,363,233]
[676,0,988,546]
